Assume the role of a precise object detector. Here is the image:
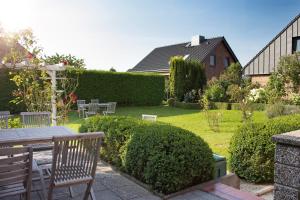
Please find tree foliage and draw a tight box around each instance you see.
[169,56,206,101]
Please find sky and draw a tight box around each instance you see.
[0,0,299,71]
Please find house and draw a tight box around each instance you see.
[129,35,239,80]
[243,13,300,86]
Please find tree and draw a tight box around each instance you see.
[227,78,255,122]
[265,72,286,104]
[277,52,300,92]
[44,53,85,69]
[109,67,116,72]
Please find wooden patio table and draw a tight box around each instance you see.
[0,126,76,146]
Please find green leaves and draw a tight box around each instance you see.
[229,114,300,183]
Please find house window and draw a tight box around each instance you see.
[224,57,230,68]
[292,37,300,53]
[210,55,216,66]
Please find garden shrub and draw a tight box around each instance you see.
[231,103,241,110]
[74,70,165,106]
[212,102,231,110]
[79,115,145,168]
[167,98,175,106]
[265,102,300,118]
[229,114,300,183]
[173,101,202,109]
[122,123,214,194]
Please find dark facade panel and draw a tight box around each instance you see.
[249,61,254,74]
[263,47,270,74]
[281,30,287,55]
[254,58,259,74]
[287,26,293,54]
[269,42,275,72]
[293,20,298,36]
[274,37,281,71]
[259,53,264,74]
[298,18,300,35]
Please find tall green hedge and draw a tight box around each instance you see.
[75,70,165,106]
[169,56,206,101]
[0,68,25,113]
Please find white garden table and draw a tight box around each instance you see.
[0,126,75,146]
[79,103,110,109]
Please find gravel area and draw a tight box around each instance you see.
[240,179,274,200]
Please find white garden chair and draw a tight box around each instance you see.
[85,103,99,118]
[142,114,157,122]
[103,102,117,115]
[0,111,10,129]
[77,100,86,118]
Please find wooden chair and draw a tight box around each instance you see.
[48,133,104,200]
[0,146,33,200]
[142,114,157,122]
[77,100,86,118]
[85,103,99,118]
[91,99,99,103]
[103,102,117,115]
[20,112,51,128]
[21,112,52,152]
[0,111,10,129]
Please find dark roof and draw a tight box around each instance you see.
[243,13,300,74]
[129,37,238,72]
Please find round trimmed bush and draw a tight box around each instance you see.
[229,114,300,183]
[79,116,145,168]
[122,123,214,194]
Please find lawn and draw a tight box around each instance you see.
[65,105,268,158]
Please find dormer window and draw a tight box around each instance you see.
[292,37,300,53]
[210,55,216,66]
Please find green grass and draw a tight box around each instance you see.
[65,105,268,158]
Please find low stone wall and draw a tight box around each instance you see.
[272,130,300,200]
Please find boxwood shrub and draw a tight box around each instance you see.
[80,116,214,194]
[75,70,165,106]
[122,123,214,194]
[79,116,145,168]
[229,114,300,183]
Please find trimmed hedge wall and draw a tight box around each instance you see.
[80,116,214,194]
[229,114,300,183]
[75,70,165,106]
[0,68,25,113]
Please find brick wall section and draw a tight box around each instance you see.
[251,75,270,86]
[203,41,235,80]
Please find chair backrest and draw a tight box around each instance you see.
[91,99,99,103]
[88,103,99,113]
[0,147,33,199]
[142,114,157,122]
[77,100,86,106]
[106,102,117,113]
[20,112,51,128]
[0,111,10,129]
[50,133,103,186]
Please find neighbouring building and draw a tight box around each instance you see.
[129,35,239,80]
[243,13,300,86]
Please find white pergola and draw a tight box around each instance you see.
[3,61,66,126]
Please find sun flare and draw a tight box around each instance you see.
[0,0,35,31]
